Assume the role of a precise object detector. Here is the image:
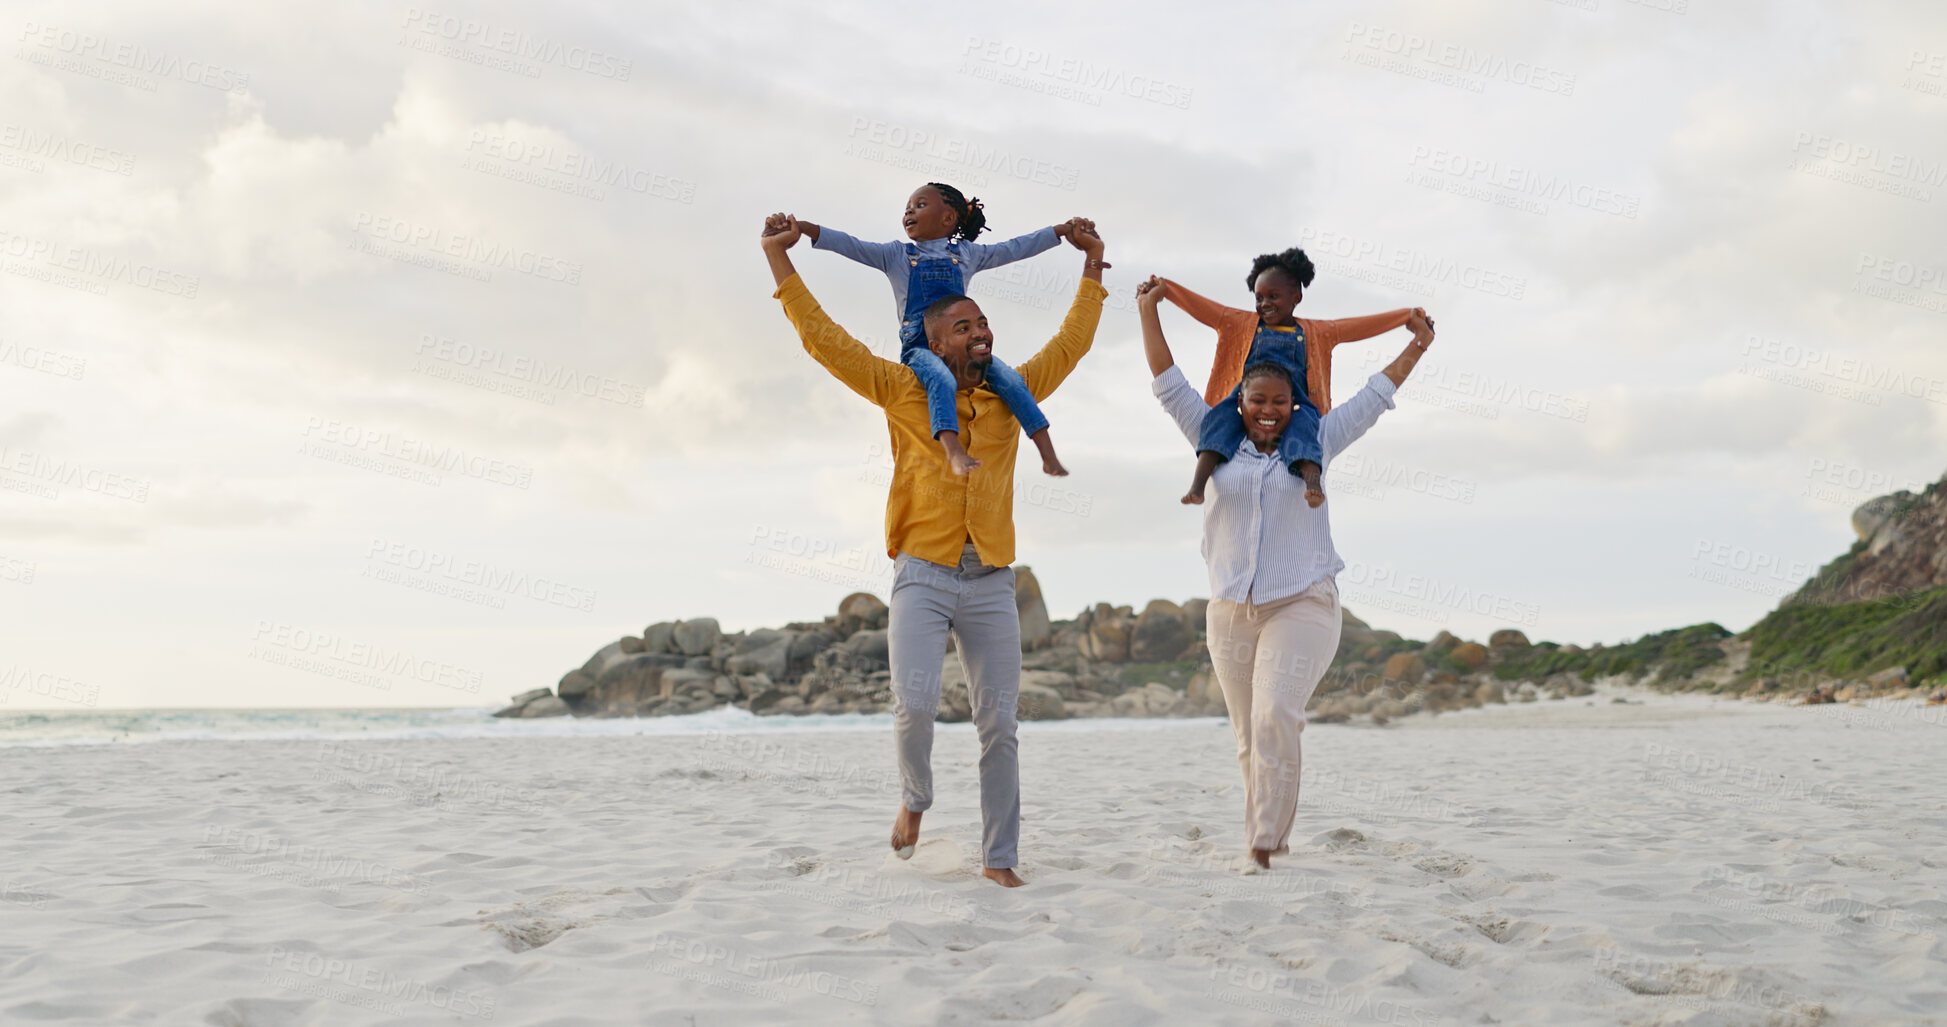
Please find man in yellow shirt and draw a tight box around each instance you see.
[762,213,1107,888]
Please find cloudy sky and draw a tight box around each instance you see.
[2,0,1942,709]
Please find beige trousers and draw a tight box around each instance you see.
[1205,578,1343,851]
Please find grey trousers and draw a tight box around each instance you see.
[887,543,1021,869]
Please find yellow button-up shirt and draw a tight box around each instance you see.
[775,272,1106,567]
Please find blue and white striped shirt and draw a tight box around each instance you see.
[1152,365,1398,604]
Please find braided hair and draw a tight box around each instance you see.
[1246,247,1316,292]
[925,182,987,241]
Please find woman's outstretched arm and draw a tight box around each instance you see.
[1380,308,1436,386]
[1137,275,1175,377]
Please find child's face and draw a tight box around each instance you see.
[903,187,958,241]
[1240,376,1294,448]
[1252,267,1303,326]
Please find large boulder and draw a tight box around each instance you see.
[1110,682,1181,717]
[1489,629,1531,652]
[658,668,716,700]
[1180,598,1210,630]
[672,618,722,656]
[842,629,890,672]
[492,687,553,717]
[836,593,889,636]
[1015,566,1053,649]
[1130,600,1193,662]
[1017,681,1067,720]
[557,670,596,700]
[1382,652,1427,683]
[643,622,678,654]
[1427,630,1460,652]
[1079,604,1131,662]
[1852,492,1912,549]
[1449,642,1490,670]
[726,632,797,680]
[578,640,628,680]
[520,695,571,718]
[593,652,685,705]
[1021,670,1079,699]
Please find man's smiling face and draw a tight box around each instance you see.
[925,298,993,383]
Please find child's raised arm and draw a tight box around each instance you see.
[802,221,905,277]
[961,222,1064,274]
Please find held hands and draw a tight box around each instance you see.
[1053,217,1097,240]
[1135,274,1164,309]
[1406,307,1436,348]
[761,213,802,250]
[1065,221,1105,256]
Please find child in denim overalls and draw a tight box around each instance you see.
[1185,257,1325,507]
[796,183,1090,476]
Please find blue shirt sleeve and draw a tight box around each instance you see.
[811,227,905,280]
[1320,373,1399,462]
[960,226,1060,276]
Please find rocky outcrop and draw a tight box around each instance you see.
[1015,566,1053,649]
[1130,600,1194,662]
[539,575,1708,725]
[1789,477,1947,606]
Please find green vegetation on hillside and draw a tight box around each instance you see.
[1492,624,1732,683]
[1744,586,1947,684]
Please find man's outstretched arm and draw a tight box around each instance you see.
[763,214,904,406]
[1017,225,1109,402]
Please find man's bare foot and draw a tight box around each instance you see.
[890,806,922,859]
[1251,848,1273,869]
[981,867,1026,888]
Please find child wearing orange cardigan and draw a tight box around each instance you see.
[1163,248,1423,504]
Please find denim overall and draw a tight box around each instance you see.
[898,242,1049,440]
[1197,322,1323,472]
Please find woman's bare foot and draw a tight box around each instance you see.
[1251,848,1273,869]
[981,867,1026,888]
[890,806,922,859]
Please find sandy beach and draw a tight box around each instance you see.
[2,690,1941,1026]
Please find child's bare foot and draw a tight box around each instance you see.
[1181,490,1205,506]
[890,805,921,859]
[1184,451,1220,507]
[939,432,981,476]
[981,867,1026,887]
[1028,429,1068,477]
[1297,461,1324,508]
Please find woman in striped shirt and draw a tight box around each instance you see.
[1137,274,1436,869]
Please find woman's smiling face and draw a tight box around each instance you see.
[1239,370,1294,450]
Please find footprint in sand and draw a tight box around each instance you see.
[1313,827,1367,851]
[472,887,631,952]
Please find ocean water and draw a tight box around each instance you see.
[0,707,1227,748]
